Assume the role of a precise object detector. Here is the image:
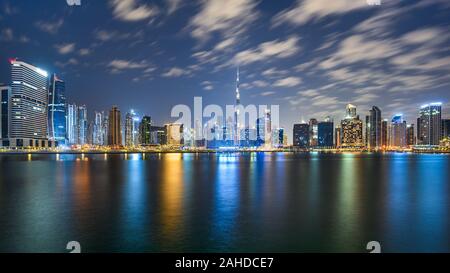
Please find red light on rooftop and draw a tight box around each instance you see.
[8,58,17,64]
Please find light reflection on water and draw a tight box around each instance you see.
[0,152,448,252]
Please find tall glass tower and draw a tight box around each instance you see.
[0,85,11,140]
[10,59,49,144]
[366,106,382,149]
[417,102,442,146]
[47,74,67,143]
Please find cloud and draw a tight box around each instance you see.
[400,27,447,46]
[262,67,289,78]
[232,36,300,65]
[3,3,19,15]
[189,0,259,42]
[78,48,91,56]
[0,28,13,41]
[260,91,275,96]
[298,89,320,97]
[201,81,214,91]
[95,30,117,41]
[166,0,183,14]
[108,59,152,73]
[252,80,269,88]
[55,58,79,68]
[110,0,159,22]
[273,77,302,87]
[35,19,64,34]
[161,67,190,77]
[201,81,214,90]
[310,95,341,106]
[54,43,76,55]
[272,0,369,27]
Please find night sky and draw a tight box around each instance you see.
[0,0,449,143]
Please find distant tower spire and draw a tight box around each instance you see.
[236,66,240,105]
[234,66,241,146]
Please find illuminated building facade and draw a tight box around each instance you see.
[417,103,442,146]
[0,85,11,141]
[9,59,52,147]
[47,74,66,144]
[389,114,407,148]
[165,123,184,145]
[318,119,334,148]
[341,104,363,148]
[108,106,122,146]
[93,111,105,145]
[293,123,309,148]
[335,125,341,147]
[124,111,139,147]
[309,118,318,147]
[77,105,87,145]
[366,106,382,149]
[381,119,388,148]
[406,124,415,146]
[139,116,151,145]
[150,126,166,145]
[441,119,450,140]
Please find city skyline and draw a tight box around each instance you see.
[0,58,449,149]
[0,0,449,143]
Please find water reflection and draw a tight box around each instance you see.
[0,153,448,252]
[159,153,185,249]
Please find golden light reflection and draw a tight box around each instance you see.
[160,153,184,243]
[73,158,92,214]
[334,153,361,248]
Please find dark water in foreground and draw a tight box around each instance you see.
[0,152,449,253]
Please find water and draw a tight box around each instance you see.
[0,152,449,253]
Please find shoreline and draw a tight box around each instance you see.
[0,150,449,155]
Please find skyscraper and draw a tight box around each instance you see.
[93,111,104,145]
[341,104,363,147]
[406,124,415,146]
[9,59,49,147]
[381,119,388,148]
[108,106,122,146]
[77,105,87,145]
[47,74,66,144]
[417,103,442,146]
[309,118,318,147]
[366,106,382,149]
[346,104,357,119]
[272,128,284,148]
[125,112,133,147]
[140,116,151,145]
[335,125,342,147]
[293,123,309,148]
[165,123,183,145]
[318,119,334,148]
[66,103,78,145]
[125,110,140,147]
[150,126,166,145]
[256,117,265,147]
[0,85,11,142]
[442,119,450,140]
[389,114,407,148]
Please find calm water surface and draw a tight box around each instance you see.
[0,152,449,252]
